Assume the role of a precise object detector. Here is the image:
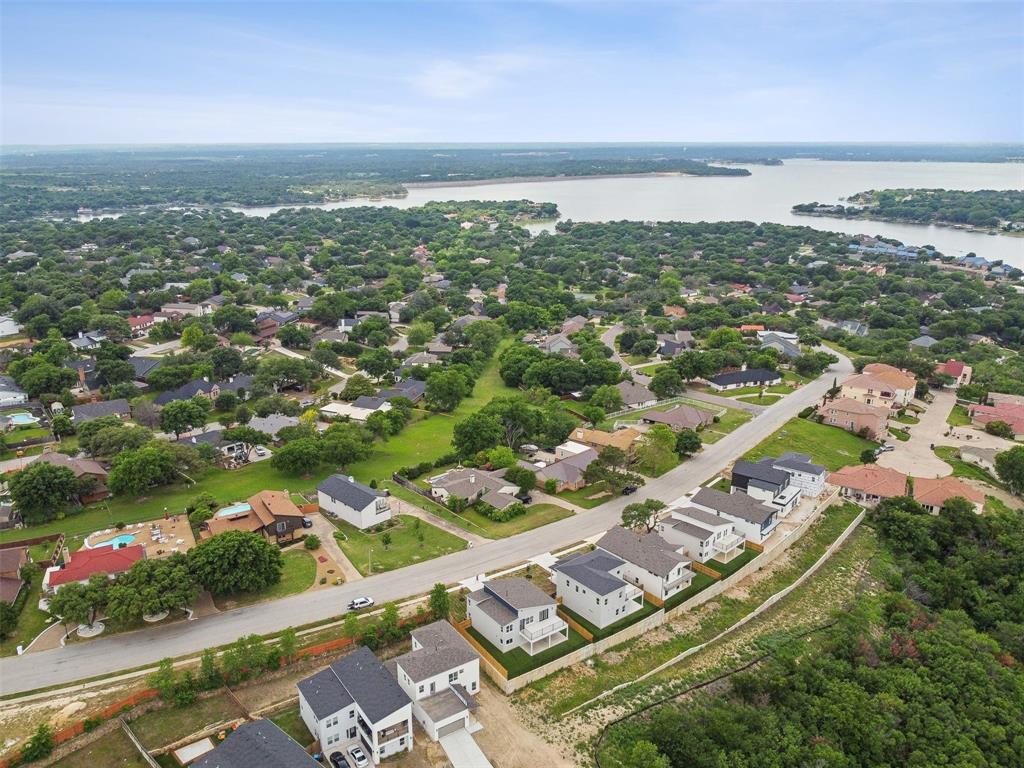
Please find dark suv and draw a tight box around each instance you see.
[329,752,351,768]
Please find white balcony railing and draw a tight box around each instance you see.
[520,616,568,643]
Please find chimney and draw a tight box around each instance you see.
[78,331,84,339]
[203,376,209,383]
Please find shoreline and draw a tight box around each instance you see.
[404,169,749,190]
[791,210,1024,238]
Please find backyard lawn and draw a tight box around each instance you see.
[699,407,753,444]
[741,418,877,470]
[213,548,317,610]
[269,704,313,746]
[947,404,972,427]
[0,568,53,657]
[129,692,246,750]
[333,514,466,576]
[560,599,660,640]
[466,625,590,677]
[663,571,716,610]
[708,547,760,578]
[52,729,150,768]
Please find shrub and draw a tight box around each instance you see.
[20,724,54,762]
[304,534,321,550]
[544,478,558,494]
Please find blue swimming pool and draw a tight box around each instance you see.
[97,534,136,548]
[216,502,252,518]
[6,412,39,426]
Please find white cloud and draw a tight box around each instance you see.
[408,52,538,100]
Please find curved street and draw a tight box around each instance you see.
[0,351,852,695]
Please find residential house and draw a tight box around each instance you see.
[158,302,209,317]
[193,719,320,768]
[127,314,155,337]
[595,526,694,602]
[429,468,521,512]
[524,446,598,492]
[640,404,714,432]
[707,368,782,392]
[615,380,657,409]
[730,458,802,517]
[689,487,779,544]
[43,544,145,592]
[377,379,426,404]
[319,397,392,423]
[69,331,106,351]
[817,397,889,440]
[760,332,802,359]
[317,474,392,530]
[914,476,984,514]
[770,452,827,497]
[934,359,973,387]
[910,334,939,350]
[399,351,439,370]
[248,413,300,440]
[657,506,745,564]
[0,546,28,604]
[0,315,23,337]
[389,620,481,740]
[828,465,909,506]
[551,549,644,629]
[656,330,695,357]
[71,398,131,423]
[957,445,998,474]
[566,426,642,455]
[35,452,110,503]
[466,577,568,655]
[837,320,870,336]
[154,375,253,407]
[298,646,413,764]
[425,339,454,356]
[66,358,101,392]
[0,376,27,406]
[387,301,407,323]
[127,356,162,383]
[202,490,305,541]
[967,401,1024,437]
[535,333,578,357]
[177,430,247,460]
[561,315,589,335]
[861,364,917,406]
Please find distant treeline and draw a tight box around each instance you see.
[794,188,1024,229]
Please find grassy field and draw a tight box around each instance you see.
[269,704,312,746]
[708,547,759,578]
[699,407,752,445]
[3,427,50,446]
[0,568,52,657]
[333,514,465,576]
[735,393,782,406]
[742,418,877,470]
[52,729,151,768]
[947,404,972,426]
[467,624,590,677]
[213,549,317,610]
[933,446,1006,490]
[129,692,246,750]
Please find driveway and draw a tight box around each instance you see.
[307,514,363,582]
[440,729,494,768]
[877,391,956,477]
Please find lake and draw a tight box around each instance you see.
[228,159,1024,267]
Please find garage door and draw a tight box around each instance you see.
[437,719,466,739]
[440,729,493,768]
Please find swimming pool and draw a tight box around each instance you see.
[95,534,136,549]
[216,502,252,518]
[6,412,39,426]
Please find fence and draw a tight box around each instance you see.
[690,561,722,580]
[390,472,433,500]
[453,618,508,680]
[605,395,727,421]
[556,607,594,642]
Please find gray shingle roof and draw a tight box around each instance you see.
[393,620,479,683]
[615,380,656,405]
[193,719,319,768]
[710,368,781,387]
[127,356,162,380]
[732,459,790,488]
[299,646,410,725]
[71,398,130,421]
[671,505,731,529]
[666,519,714,542]
[297,667,353,720]
[551,549,626,595]
[317,474,383,511]
[691,487,775,525]
[596,526,688,578]
[773,452,826,476]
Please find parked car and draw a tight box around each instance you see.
[301,399,316,407]
[621,485,638,495]
[254,445,268,457]
[329,752,351,768]
[348,596,374,610]
[516,494,533,505]
[348,746,369,768]
[301,517,314,528]
[874,444,895,455]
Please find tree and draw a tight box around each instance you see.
[180,324,208,349]
[210,346,243,379]
[381,531,393,550]
[650,367,684,399]
[51,412,74,437]
[994,445,1024,495]
[48,581,91,633]
[20,724,54,763]
[0,602,18,639]
[340,374,377,401]
[96,358,135,385]
[860,448,877,464]
[222,426,272,461]
[452,412,503,456]
[160,397,212,438]
[406,321,434,346]
[635,425,677,474]
[486,445,516,469]
[279,627,297,662]
[380,602,400,642]
[8,462,78,524]
[625,741,670,768]
[271,438,322,475]
[188,531,283,595]
[321,423,373,467]
[108,441,186,495]
[675,429,701,458]
[503,465,537,494]
[590,384,625,412]
[429,583,450,619]
[278,323,313,349]
[344,611,359,640]
[425,369,470,411]
[985,420,1014,439]
[304,534,321,550]
[622,499,666,532]
[357,348,396,381]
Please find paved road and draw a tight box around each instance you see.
[600,324,652,385]
[0,352,852,694]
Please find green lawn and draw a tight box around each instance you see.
[333,514,466,576]
[53,728,151,768]
[663,571,716,610]
[985,496,1022,515]
[623,354,653,365]
[717,384,794,398]
[708,547,760,578]
[699,407,752,445]
[888,427,910,442]
[735,394,782,406]
[466,624,590,678]
[933,446,1006,490]
[560,599,661,640]
[269,704,313,747]
[894,413,920,425]
[742,418,877,471]
[0,568,53,657]
[213,549,317,610]
[634,362,667,375]
[947,404,972,427]
[129,692,246,750]
[557,481,615,509]
[3,427,50,446]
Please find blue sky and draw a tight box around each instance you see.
[2,1,1022,145]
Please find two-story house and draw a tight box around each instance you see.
[816,396,889,440]
[770,452,827,497]
[551,549,644,629]
[317,474,392,530]
[298,647,413,764]
[595,526,694,602]
[466,578,568,655]
[690,487,779,544]
[389,621,481,740]
[658,506,745,564]
[730,459,802,517]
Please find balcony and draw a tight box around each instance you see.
[663,571,693,593]
[713,533,745,558]
[377,721,410,744]
[519,616,569,655]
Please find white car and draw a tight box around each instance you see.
[349,746,370,768]
[348,596,374,611]
[254,446,268,457]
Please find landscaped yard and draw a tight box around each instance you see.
[663,571,716,610]
[741,418,877,470]
[707,547,759,578]
[52,728,151,768]
[947,404,972,426]
[333,514,466,576]
[129,692,246,750]
[3,427,50,446]
[698,406,752,445]
[269,704,313,746]
[0,568,53,657]
[466,624,590,678]
[560,599,661,641]
[735,394,782,406]
[213,548,317,610]
[933,446,1006,490]
[556,481,614,509]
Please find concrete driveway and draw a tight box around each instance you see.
[307,514,363,582]
[877,392,955,477]
[440,729,493,768]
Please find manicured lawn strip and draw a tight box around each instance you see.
[947,404,972,427]
[52,728,151,768]
[933,446,1007,490]
[634,362,667,375]
[532,502,864,716]
[894,413,920,425]
[888,427,910,441]
[556,482,613,509]
[333,514,465,576]
[466,625,589,677]
[663,572,716,611]
[129,692,246,750]
[984,496,1021,514]
[0,568,52,657]
[623,354,652,365]
[741,418,877,471]
[720,384,793,398]
[560,599,661,641]
[3,427,50,445]
[735,394,782,406]
[708,547,760,578]
[269,704,313,746]
[213,549,317,610]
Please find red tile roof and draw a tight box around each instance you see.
[47,544,144,587]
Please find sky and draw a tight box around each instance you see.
[1,1,1022,145]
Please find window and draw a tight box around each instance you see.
[449,671,458,683]
[347,727,357,739]
[275,520,287,534]
[539,609,549,621]
[418,685,424,694]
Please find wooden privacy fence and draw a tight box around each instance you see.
[690,561,722,579]
[453,618,508,680]
[744,540,765,553]
[557,607,594,642]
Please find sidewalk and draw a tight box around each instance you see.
[308,514,363,582]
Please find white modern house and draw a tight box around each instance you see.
[298,647,413,764]
[466,577,568,655]
[690,487,779,545]
[551,549,644,629]
[730,458,803,517]
[320,396,392,423]
[658,506,745,564]
[390,621,481,740]
[595,526,694,602]
[0,376,28,407]
[770,452,827,497]
[317,474,392,529]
